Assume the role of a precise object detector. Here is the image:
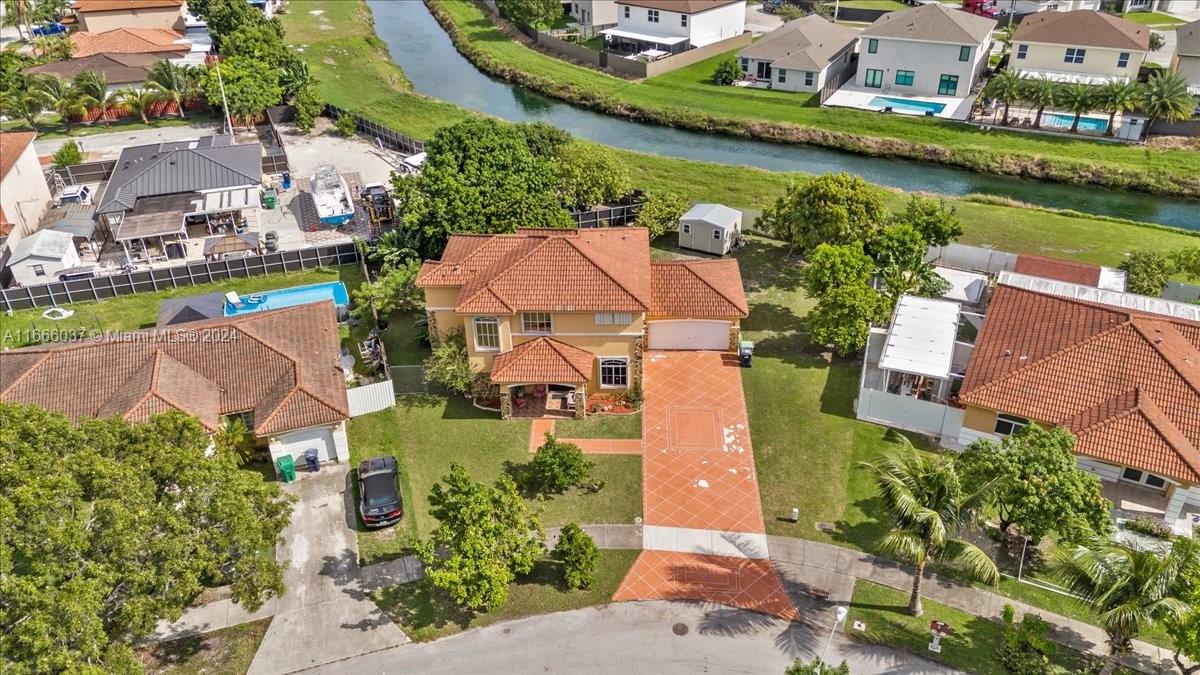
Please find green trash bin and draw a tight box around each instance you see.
[276,455,296,482]
[262,188,277,210]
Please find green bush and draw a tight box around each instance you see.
[423,330,476,394]
[51,140,83,168]
[997,604,1062,675]
[294,85,324,134]
[334,111,358,137]
[529,433,593,495]
[712,55,742,86]
[1122,514,1173,540]
[552,522,599,590]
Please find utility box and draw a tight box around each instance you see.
[276,455,296,482]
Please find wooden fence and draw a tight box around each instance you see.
[1,243,358,312]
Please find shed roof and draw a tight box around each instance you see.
[1011,10,1149,51]
[739,15,857,71]
[878,295,961,379]
[680,203,741,228]
[9,230,76,264]
[96,136,262,214]
[156,291,225,327]
[203,232,260,256]
[49,204,99,239]
[860,3,994,45]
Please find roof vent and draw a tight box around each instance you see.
[1003,349,1012,357]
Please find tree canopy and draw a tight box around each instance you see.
[895,195,962,247]
[755,173,887,253]
[800,242,875,297]
[203,55,282,126]
[633,190,688,239]
[496,0,562,28]
[805,282,889,357]
[0,403,291,673]
[553,141,631,209]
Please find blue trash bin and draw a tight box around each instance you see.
[303,448,320,472]
[281,171,292,190]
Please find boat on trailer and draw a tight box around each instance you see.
[311,165,355,227]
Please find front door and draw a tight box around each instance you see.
[756,61,772,81]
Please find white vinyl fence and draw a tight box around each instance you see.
[347,380,397,416]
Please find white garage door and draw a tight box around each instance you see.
[270,426,336,463]
[647,320,730,350]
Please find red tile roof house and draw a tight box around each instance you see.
[855,254,1200,535]
[416,228,749,419]
[0,302,352,467]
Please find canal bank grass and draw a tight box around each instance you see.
[280,0,1200,267]
[429,0,1200,198]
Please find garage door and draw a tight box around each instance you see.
[270,426,336,463]
[647,320,730,350]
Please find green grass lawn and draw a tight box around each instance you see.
[347,401,643,565]
[431,0,1200,195]
[374,549,638,642]
[848,581,1087,675]
[1118,11,1185,25]
[135,619,271,675]
[556,413,642,439]
[2,114,209,142]
[838,0,909,10]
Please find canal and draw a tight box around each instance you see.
[368,0,1199,230]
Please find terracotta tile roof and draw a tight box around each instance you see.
[74,0,182,12]
[1012,10,1149,51]
[0,131,38,181]
[71,28,188,58]
[0,303,349,436]
[649,259,749,318]
[489,337,594,384]
[1013,254,1101,286]
[418,229,652,314]
[618,0,742,13]
[27,52,174,86]
[960,285,1200,482]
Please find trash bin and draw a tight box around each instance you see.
[276,455,296,482]
[281,171,292,190]
[262,188,277,210]
[739,340,754,368]
[303,448,320,472]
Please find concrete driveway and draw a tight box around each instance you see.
[746,4,783,34]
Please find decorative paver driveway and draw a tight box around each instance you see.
[616,351,797,621]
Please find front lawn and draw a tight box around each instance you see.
[2,113,211,142]
[374,548,638,642]
[136,619,271,675]
[556,413,642,439]
[1118,11,1185,25]
[837,0,909,10]
[347,402,643,565]
[848,581,1087,675]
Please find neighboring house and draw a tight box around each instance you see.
[1004,0,1102,12]
[94,135,262,263]
[600,0,746,55]
[6,230,82,286]
[0,302,352,465]
[0,132,54,269]
[416,228,749,418]
[678,203,742,255]
[70,27,191,59]
[71,0,185,33]
[1010,10,1149,84]
[1174,19,1200,97]
[855,252,1200,534]
[855,3,994,97]
[737,15,857,93]
[26,52,177,94]
[568,0,619,26]
[1121,0,1200,13]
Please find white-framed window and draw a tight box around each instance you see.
[521,312,552,334]
[1064,47,1086,64]
[31,264,46,276]
[1117,51,1130,68]
[623,5,629,18]
[1121,467,1168,490]
[993,413,1028,436]
[473,316,500,351]
[681,13,687,26]
[647,8,659,22]
[682,222,692,234]
[1016,44,1028,60]
[804,71,814,87]
[595,312,633,326]
[713,228,722,240]
[740,57,748,72]
[777,69,786,83]
[599,357,629,388]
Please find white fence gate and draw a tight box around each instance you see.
[347,380,397,416]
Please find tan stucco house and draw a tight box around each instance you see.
[72,0,186,33]
[416,228,749,418]
[1010,10,1150,84]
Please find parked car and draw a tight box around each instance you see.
[358,456,403,528]
[762,0,787,13]
[58,185,92,205]
[32,22,67,37]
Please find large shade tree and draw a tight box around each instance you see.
[202,56,283,128]
[755,172,888,254]
[0,403,292,673]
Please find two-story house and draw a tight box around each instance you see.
[0,132,53,276]
[416,228,749,418]
[71,0,186,33]
[854,3,995,98]
[600,0,746,56]
[1174,20,1200,99]
[737,15,858,93]
[1010,10,1149,84]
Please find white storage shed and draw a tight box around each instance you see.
[678,203,742,255]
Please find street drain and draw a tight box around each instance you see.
[672,623,689,636]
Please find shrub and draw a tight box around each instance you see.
[998,604,1061,675]
[785,658,849,675]
[334,111,357,137]
[293,84,324,134]
[530,433,593,495]
[776,3,805,22]
[712,55,742,86]
[633,190,688,239]
[552,522,599,590]
[52,140,83,168]
[423,330,476,395]
[1122,513,1173,540]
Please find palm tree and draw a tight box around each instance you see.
[31,35,72,61]
[144,60,194,118]
[1021,78,1059,128]
[0,88,44,131]
[1141,70,1197,136]
[1060,83,1096,133]
[1097,80,1140,137]
[1052,538,1199,675]
[859,443,999,616]
[36,76,91,134]
[996,23,1016,54]
[982,69,1025,126]
[117,87,158,124]
[2,0,35,41]
[72,70,119,125]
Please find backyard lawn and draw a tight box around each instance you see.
[1118,11,1186,25]
[837,0,910,10]
[135,619,271,675]
[374,549,639,642]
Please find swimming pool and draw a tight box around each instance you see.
[868,96,947,115]
[1040,112,1108,133]
[223,281,350,316]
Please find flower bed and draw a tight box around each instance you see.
[588,392,638,415]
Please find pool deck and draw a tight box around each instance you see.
[822,83,974,121]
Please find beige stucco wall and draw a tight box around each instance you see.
[961,404,997,432]
[424,286,461,310]
[79,6,184,32]
[1,140,53,252]
[1012,41,1146,80]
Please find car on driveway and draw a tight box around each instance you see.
[32,22,67,37]
[358,456,403,527]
